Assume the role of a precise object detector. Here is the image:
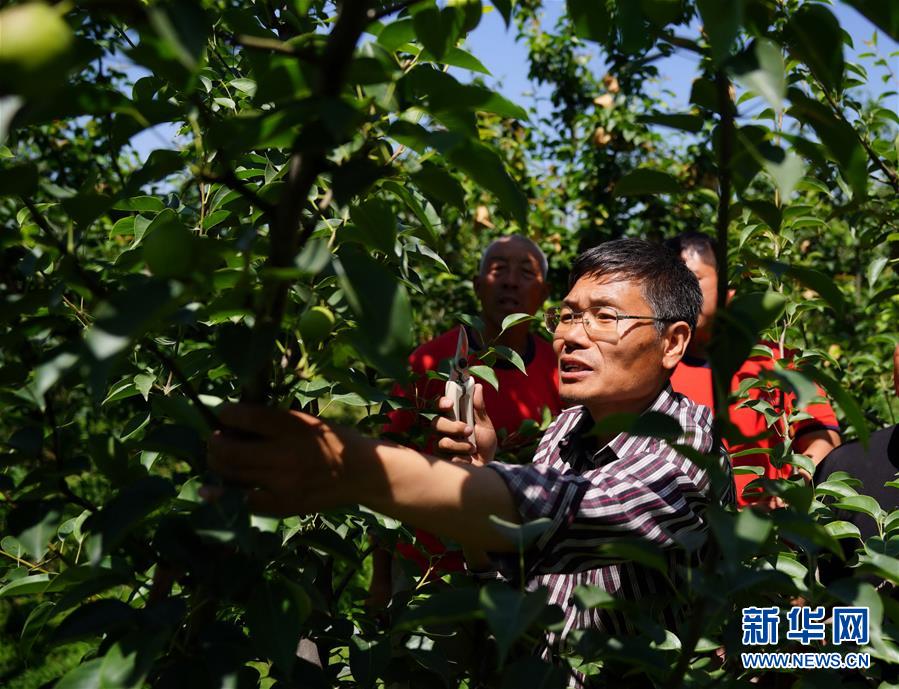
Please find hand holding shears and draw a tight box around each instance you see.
[444,328,477,449]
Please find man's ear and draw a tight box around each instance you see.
[661,321,692,372]
[726,288,736,305]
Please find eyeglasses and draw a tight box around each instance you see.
[543,306,682,341]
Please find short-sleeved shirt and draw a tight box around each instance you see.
[385,325,561,571]
[670,344,840,506]
[485,384,735,654]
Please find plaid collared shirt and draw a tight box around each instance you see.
[484,383,735,654]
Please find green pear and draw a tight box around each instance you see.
[0,2,74,97]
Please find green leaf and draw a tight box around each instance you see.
[412,162,466,209]
[469,364,499,391]
[709,290,787,387]
[480,583,548,663]
[833,495,883,520]
[500,312,533,332]
[348,198,397,255]
[788,90,867,199]
[824,520,862,540]
[246,576,311,675]
[411,3,465,61]
[762,149,804,200]
[440,47,490,74]
[84,476,176,565]
[492,0,513,26]
[396,587,482,629]
[55,658,104,689]
[639,112,704,133]
[112,195,164,212]
[729,39,785,112]
[784,4,845,94]
[867,256,889,289]
[492,345,526,374]
[840,0,899,41]
[134,373,155,401]
[487,515,553,549]
[697,0,744,63]
[574,585,619,609]
[349,636,390,688]
[142,209,196,278]
[334,244,413,379]
[378,18,416,52]
[613,168,681,196]
[8,501,63,560]
[567,0,612,43]
[0,574,52,598]
[405,66,528,121]
[436,136,528,226]
[146,1,209,72]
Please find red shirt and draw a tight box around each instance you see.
[385,325,561,571]
[383,325,561,446]
[671,344,839,506]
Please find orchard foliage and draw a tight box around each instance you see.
[1,1,898,688]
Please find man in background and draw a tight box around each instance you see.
[372,234,561,602]
[664,231,841,507]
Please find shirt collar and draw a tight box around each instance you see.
[564,383,679,464]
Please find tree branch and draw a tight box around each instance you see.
[197,169,277,217]
[367,0,428,22]
[820,88,899,194]
[243,0,373,403]
[20,198,219,433]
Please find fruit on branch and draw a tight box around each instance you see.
[0,2,74,97]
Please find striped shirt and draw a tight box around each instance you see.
[484,383,735,655]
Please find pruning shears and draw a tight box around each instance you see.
[445,328,477,448]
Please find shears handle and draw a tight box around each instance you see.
[444,376,477,449]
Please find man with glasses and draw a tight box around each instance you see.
[207,239,735,658]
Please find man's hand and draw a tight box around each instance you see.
[206,404,359,516]
[432,383,497,465]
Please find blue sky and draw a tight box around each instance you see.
[130,2,898,160]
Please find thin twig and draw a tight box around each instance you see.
[198,169,277,216]
[233,33,318,59]
[367,0,428,22]
[0,549,51,574]
[820,87,899,193]
[21,198,218,433]
[143,340,221,432]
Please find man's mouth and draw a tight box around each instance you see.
[560,359,592,378]
[498,297,520,309]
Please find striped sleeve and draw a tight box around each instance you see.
[486,448,714,575]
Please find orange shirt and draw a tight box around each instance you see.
[671,345,839,506]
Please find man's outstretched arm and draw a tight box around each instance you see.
[206,403,521,553]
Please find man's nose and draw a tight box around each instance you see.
[559,320,590,350]
[501,267,522,288]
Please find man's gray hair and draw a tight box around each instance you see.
[478,234,549,278]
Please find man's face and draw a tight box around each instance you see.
[553,274,671,419]
[682,248,718,343]
[475,239,548,328]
